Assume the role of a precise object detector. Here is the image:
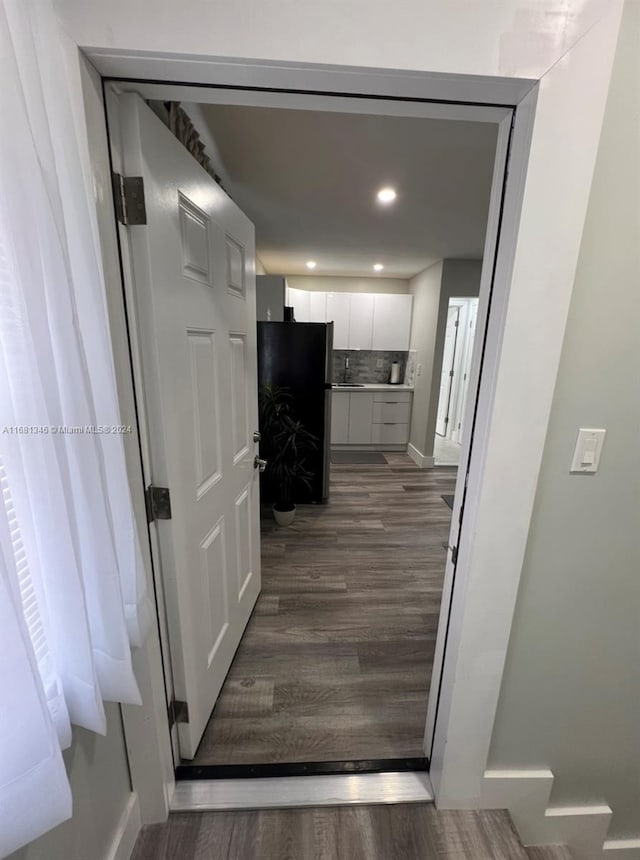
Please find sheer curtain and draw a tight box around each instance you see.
[0,0,152,855]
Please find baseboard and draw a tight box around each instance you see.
[603,839,640,859]
[481,770,615,860]
[106,793,141,860]
[407,443,434,468]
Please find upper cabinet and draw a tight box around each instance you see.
[286,286,310,321]
[286,287,327,323]
[287,288,413,351]
[326,292,351,348]
[348,293,375,350]
[309,291,327,323]
[372,294,413,350]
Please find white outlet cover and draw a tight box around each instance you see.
[376,359,384,368]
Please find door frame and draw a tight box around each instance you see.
[73,32,620,815]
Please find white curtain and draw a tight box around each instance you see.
[0,0,152,854]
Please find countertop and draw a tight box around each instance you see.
[331,383,414,392]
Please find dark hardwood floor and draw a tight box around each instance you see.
[131,804,543,860]
[189,454,457,766]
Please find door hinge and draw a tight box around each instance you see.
[168,697,189,730]
[454,319,459,327]
[449,370,454,377]
[450,545,458,566]
[112,172,147,225]
[145,485,172,523]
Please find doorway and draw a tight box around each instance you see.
[434,297,479,467]
[105,79,512,788]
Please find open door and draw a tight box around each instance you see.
[435,305,461,437]
[116,93,261,758]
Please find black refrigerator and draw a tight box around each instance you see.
[257,321,333,504]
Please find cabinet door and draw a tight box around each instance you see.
[348,393,374,444]
[309,291,327,323]
[288,287,310,322]
[326,292,350,349]
[330,392,350,444]
[372,294,413,350]
[348,293,374,349]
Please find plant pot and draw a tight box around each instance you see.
[273,504,296,527]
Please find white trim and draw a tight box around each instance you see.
[86,51,535,108]
[481,769,627,860]
[171,771,433,812]
[105,793,141,860]
[603,840,640,859]
[76,55,174,823]
[407,443,434,468]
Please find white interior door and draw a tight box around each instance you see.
[451,299,478,443]
[435,305,460,437]
[118,93,261,759]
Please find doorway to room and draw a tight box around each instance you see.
[105,81,509,782]
[434,297,479,468]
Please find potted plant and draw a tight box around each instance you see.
[259,383,318,526]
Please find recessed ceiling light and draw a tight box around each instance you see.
[305,260,317,270]
[373,263,384,271]
[376,187,397,204]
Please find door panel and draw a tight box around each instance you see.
[436,305,460,437]
[118,93,261,759]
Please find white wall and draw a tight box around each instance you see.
[286,275,410,294]
[488,0,640,838]
[52,0,612,81]
[7,705,132,860]
[408,259,481,463]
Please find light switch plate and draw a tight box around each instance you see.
[570,428,606,473]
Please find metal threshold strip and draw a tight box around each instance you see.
[172,758,432,811]
[172,770,434,812]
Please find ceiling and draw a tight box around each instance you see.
[198,104,498,279]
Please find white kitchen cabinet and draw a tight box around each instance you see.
[330,391,350,444]
[372,400,412,424]
[348,293,374,349]
[287,286,310,322]
[326,292,350,349]
[309,291,327,322]
[332,389,413,448]
[372,294,413,350]
[371,423,410,445]
[348,392,374,444]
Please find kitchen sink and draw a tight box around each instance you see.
[333,383,365,387]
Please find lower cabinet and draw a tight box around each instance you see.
[348,392,374,444]
[330,391,350,444]
[331,390,412,447]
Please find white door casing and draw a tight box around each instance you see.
[118,93,261,759]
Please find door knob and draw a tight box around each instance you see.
[253,430,262,443]
[254,456,267,472]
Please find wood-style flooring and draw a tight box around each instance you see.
[190,454,457,766]
[131,804,571,860]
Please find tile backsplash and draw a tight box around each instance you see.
[332,350,408,384]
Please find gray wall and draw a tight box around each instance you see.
[408,259,482,461]
[7,705,132,860]
[488,0,640,838]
